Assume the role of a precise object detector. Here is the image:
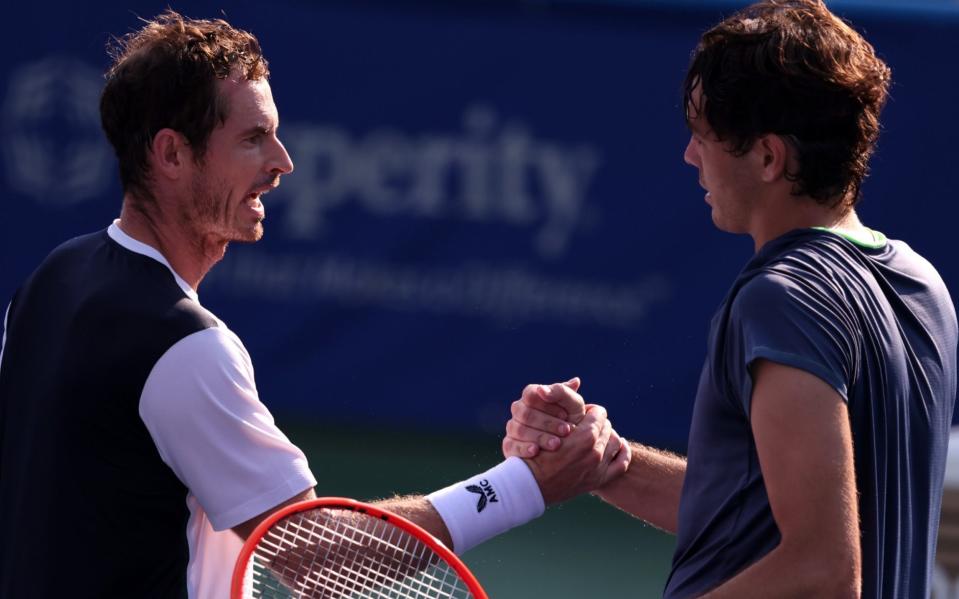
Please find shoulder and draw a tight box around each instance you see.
[48,229,108,255]
[728,246,862,361]
[161,324,249,370]
[163,296,220,340]
[734,234,864,318]
[732,269,819,322]
[887,240,953,297]
[26,230,108,279]
[139,327,257,439]
[735,270,792,306]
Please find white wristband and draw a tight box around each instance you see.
[426,457,545,555]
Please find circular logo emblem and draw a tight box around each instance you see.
[2,57,113,205]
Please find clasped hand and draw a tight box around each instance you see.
[502,377,631,505]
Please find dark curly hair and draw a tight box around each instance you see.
[683,0,891,208]
[99,10,269,201]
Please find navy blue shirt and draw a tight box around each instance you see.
[664,229,957,598]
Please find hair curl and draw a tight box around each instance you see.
[683,0,891,208]
[99,10,269,200]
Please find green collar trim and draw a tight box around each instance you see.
[811,226,887,249]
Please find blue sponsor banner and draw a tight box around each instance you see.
[2,1,957,447]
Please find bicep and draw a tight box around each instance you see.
[750,360,860,567]
[140,328,316,531]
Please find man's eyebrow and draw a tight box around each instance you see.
[239,124,272,137]
[685,114,715,138]
[684,104,700,133]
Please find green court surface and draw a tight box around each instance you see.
[281,418,677,598]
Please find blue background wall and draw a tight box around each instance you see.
[3,1,958,451]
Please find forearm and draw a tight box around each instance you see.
[594,441,685,533]
[379,456,546,554]
[374,495,453,549]
[246,493,449,594]
[698,539,860,598]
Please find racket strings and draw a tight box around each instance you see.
[248,507,474,598]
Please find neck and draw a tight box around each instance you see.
[750,194,865,252]
[117,194,227,290]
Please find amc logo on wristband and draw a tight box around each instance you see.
[465,480,499,513]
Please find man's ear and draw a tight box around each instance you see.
[754,134,790,183]
[149,128,191,181]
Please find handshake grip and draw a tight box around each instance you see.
[502,378,631,505]
[424,377,631,557]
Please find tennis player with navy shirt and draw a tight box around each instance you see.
[0,11,629,598]
[505,1,957,597]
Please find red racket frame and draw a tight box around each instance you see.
[231,496,488,599]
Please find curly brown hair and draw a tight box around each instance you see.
[683,0,891,208]
[99,10,269,201]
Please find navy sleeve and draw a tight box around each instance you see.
[728,270,859,416]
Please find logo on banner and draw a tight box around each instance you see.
[207,103,673,328]
[273,105,601,259]
[2,57,113,205]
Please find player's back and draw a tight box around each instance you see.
[0,229,215,598]
[839,235,958,597]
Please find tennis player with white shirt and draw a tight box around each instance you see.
[0,11,629,598]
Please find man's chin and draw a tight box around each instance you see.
[710,210,728,231]
[234,223,264,243]
[711,217,750,237]
[709,209,743,234]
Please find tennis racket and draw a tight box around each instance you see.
[231,497,488,599]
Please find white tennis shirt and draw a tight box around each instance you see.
[109,224,317,598]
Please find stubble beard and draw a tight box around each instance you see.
[186,170,263,251]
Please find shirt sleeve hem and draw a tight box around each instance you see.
[746,347,849,406]
[209,471,317,532]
